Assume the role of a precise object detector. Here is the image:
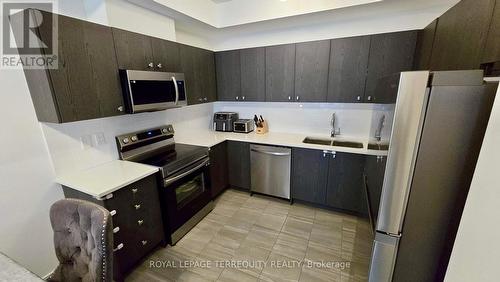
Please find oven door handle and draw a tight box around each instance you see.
[172,76,179,106]
[164,158,209,186]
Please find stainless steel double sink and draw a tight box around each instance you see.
[303,137,364,148]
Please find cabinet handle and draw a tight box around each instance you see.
[367,96,372,101]
[357,96,361,101]
[110,210,117,216]
[147,62,154,68]
[134,204,141,210]
[138,219,144,226]
[156,63,162,69]
[296,96,299,101]
[141,240,148,246]
[117,106,124,112]
[131,188,138,193]
[235,96,239,100]
[113,227,120,234]
[113,243,124,252]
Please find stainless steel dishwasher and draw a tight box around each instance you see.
[250,144,291,200]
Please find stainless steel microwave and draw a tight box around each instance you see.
[119,70,187,113]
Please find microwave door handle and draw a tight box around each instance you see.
[172,76,179,105]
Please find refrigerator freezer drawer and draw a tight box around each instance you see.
[369,232,400,282]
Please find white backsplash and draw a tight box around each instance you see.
[213,102,393,139]
[41,103,213,176]
[42,101,394,176]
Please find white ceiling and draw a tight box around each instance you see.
[129,0,459,51]
[153,0,383,28]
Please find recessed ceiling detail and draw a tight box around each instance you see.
[153,0,383,28]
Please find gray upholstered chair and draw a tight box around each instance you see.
[48,199,113,282]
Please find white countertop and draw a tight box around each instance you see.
[56,160,159,198]
[175,131,388,156]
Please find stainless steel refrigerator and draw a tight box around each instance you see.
[368,70,497,282]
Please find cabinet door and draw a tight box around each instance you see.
[414,20,438,70]
[33,10,124,122]
[364,155,387,223]
[215,50,241,101]
[197,49,217,103]
[151,37,181,71]
[112,28,154,71]
[365,31,417,103]
[295,40,330,102]
[326,152,366,214]
[266,44,296,102]
[482,0,500,63]
[227,141,251,190]
[210,142,228,198]
[179,44,200,104]
[291,148,328,204]
[430,0,495,70]
[327,36,370,103]
[240,47,266,101]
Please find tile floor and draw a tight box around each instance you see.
[126,189,373,282]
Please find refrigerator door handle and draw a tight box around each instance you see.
[369,233,400,282]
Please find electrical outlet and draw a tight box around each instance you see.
[80,135,92,150]
[93,132,106,146]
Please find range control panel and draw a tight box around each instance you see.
[116,125,174,148]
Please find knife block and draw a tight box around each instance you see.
[256,121,268,134]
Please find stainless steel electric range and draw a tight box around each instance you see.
[116,125,213,245]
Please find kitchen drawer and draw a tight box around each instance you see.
[61,174,164,277]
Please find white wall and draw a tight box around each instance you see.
[213,102,394,141]
[105,0,176,41]
[0,61,63,277]
[444,81,500,282]
[42,103,212,176]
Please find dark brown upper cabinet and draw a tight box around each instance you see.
[10,9,124,123]
[112,28,155,71]
[327,36,370,103]
[429,0,495,70]
[240,47,266,101]
[414,19,438,71]
[364,31,417,103]
[151,37,181,71]
[265,44,296,102]
[180,44,217,105]
[482,0,500,64]
[294,40,330,102]
[215,50,241,101]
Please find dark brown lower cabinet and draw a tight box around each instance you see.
[227,141,251,190]
[364,155,387,224]
[291,148,367,215]
[291,148,328,204]
[210,142,228,198]
[62,174,164,280]
[326,152,367,214]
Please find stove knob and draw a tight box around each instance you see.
[131,136,138,142]
[122,137,130,144]
[162,128,168,134]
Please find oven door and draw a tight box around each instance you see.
[162,157,211,235]
[121,70,187,113]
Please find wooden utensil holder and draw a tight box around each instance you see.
[256,121,269,134]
